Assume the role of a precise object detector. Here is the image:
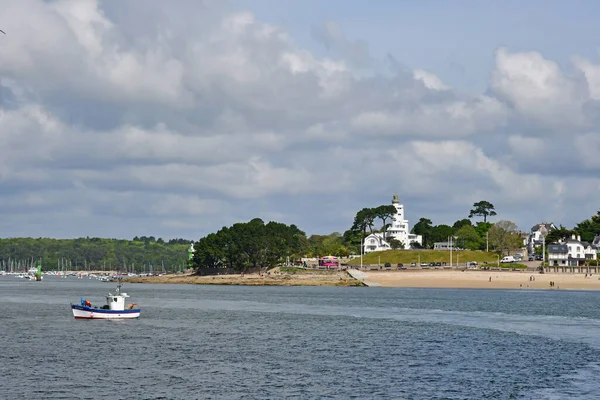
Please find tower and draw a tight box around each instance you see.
[391,194,404,221]
[188,243,195,260]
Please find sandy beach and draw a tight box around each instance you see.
[357,269,600,290]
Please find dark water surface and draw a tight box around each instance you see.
[1,276,600,399]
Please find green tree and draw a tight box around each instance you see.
[412,218,433,248]
[429,224,454,245]
[193,233,224,269]
[375,205,397,235]
[410,240,424,249]
[351,208,376,236]
[573,211,600,243]
[342,229,362,254]
[454,225,481,250]
[351,207,377,254]
[452,218,472,231]
[545,226,575,245]
[469,201,497,223]
[473,222,492,250]
[388,238,404,250]
[307,232,349,257]
[488,220,521,255]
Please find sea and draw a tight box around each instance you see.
[1,276,600,400]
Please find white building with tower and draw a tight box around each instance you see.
[363,194,423,253]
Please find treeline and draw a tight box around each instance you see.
[0,237,191,272]
[544,211,600,244]
[192,218,307,271]
[132,236,192,245]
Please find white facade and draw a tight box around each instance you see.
[363,194,423,253]
[527,223,556,254]
[364,234,390,253]
[548,234,598,267]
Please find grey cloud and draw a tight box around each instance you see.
[1,1,600,240]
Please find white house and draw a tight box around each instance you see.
[363,194,423,253]
[547,234,597,267]
[527,223,556,254]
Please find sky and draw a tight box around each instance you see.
[1,0,600,240]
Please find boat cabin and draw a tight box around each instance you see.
[103,283,132,311]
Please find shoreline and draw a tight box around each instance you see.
[124,269,600,290]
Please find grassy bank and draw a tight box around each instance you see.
[354,250,502,265]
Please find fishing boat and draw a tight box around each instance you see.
[71,281,140,319]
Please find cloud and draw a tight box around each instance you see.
[350,95,508,137]
[1,1,600,239]
[0,0,189,107]
[413,69,450,91]
[490,47,589,129]
[311,21,372,68]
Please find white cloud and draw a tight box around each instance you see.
[351,95,508,137]
[490,47,588,128]
[413,69,450,91]
[1,1,600,239]
[0,0,188,105]
[572,55,600,100]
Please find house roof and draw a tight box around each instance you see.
[548,244,568,253]
[563,239,593,247]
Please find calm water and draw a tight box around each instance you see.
[2,276,600,399]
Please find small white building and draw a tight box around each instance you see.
[363,194,423,253]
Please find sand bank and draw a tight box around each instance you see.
[357,269,600,290]
[125,269,363,287]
